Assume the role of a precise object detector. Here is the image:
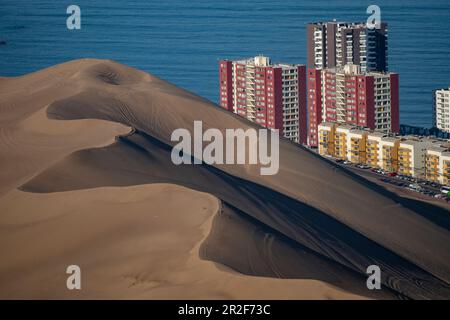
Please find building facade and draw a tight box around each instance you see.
[308,64,399,147]
[379,137,399,172]
[317,122,336,157]
[397,140,425,178]
[307,68,323,146]
[433,87,450,133]
[307,21,388,73]
[219,56,307,144]
[365,132,384,168]
[425,148,450,186]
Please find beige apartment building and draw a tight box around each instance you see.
[397,138,436,179]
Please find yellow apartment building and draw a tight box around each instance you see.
[398,142,415,176]
[318,122,337,157]
[334,125,352,160]
[365,132,384,168]
[444,157,450,186]
[426,146,450,185]
[379,137,399,172]
[348,129,368,163]
[426,148,441,183]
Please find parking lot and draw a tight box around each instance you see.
[332,158,450,203]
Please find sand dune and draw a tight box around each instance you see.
[0,62,131,197]
[0,185,365,299]
[1,59,449,299]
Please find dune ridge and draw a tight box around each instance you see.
[1,59,449,299]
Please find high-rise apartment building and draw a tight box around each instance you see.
[433,87,450,132]
[307,21,388,73]
[219,56,307,144]
[308,64,399,147]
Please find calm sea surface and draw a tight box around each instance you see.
[1,0,449,127]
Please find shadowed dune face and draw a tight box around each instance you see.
[1,59,450,299]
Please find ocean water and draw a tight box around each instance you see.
[0,0,449,127]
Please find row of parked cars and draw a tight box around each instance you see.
[334,158,450,200]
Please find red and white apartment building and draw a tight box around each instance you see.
[219,56,307,144]
[306,21,398,147]
[307,64,399,147]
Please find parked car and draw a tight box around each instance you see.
[440,186,450,195]
[388,172,397,177]
[430,182,440,188]
[408,183,423,192]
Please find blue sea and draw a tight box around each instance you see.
[1,0,449,127]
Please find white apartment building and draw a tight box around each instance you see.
[434,87,450,133]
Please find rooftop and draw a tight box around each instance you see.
[381,136,398,143]
[326,63,396,76]
[231,56,304,69]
